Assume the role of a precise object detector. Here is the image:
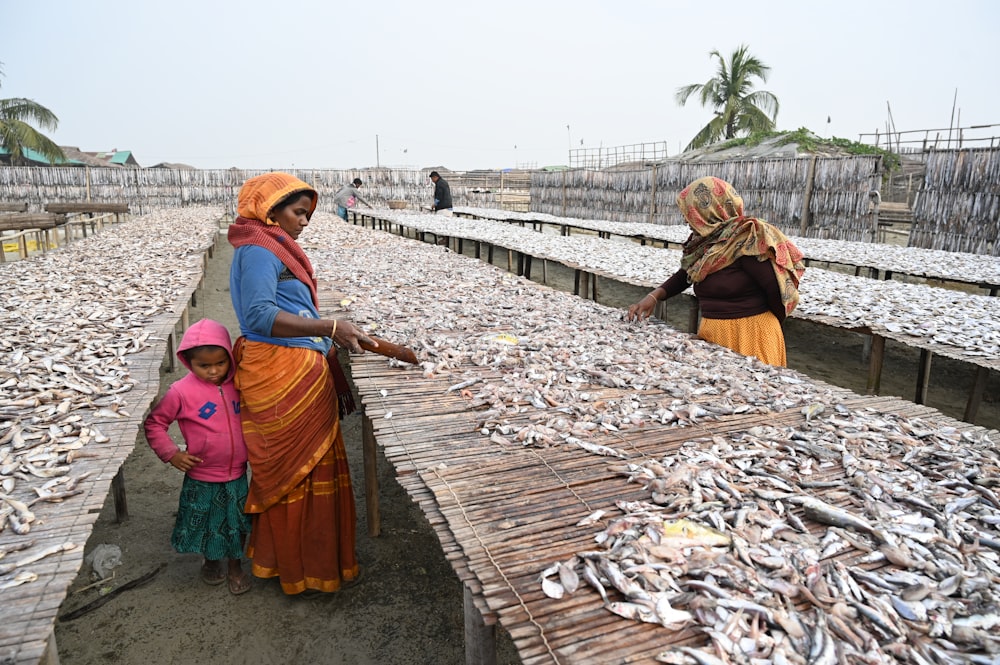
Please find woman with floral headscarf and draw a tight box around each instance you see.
[626,176,805,367]
[228,172,376,595]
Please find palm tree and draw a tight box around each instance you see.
[675,44,779,151]
[0,62,66,165]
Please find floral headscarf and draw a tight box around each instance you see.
[677,176,805,315]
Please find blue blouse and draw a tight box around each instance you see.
[230,244,332,354]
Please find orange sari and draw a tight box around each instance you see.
[234,340,358,594]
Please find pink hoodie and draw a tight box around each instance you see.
[143,319,248,482]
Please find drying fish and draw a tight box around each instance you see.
[566,437,627,459]
[539,563,565,600]
[0,570,38,591]
[0,541,78,576]
[786,495,883,542]
[659,519,730,548]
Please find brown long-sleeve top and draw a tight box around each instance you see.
[658,255,786,322]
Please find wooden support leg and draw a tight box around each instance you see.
[915,349,932,404]
[865,334,886,395]
[963,366,988,424]
[464,585,496,665]
[591,273,598,302]
[112,469,128,522]
[573,269,582,296]
[181,306,190,333]
[363,412,380,537]
[542,259,548,284]
[523,254,532,280]
[487,244,494,264]
[688,300,699,334]
[167,331,176,373]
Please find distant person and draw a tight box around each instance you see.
[333,177,371,221]
[143,318,252,596]
[626,176,805,367]
[428,171,453,215]
[228,172,375,596]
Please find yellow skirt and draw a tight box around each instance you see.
[698,311,787,367]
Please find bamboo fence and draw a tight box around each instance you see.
[910,148,1000,255]
[3,148,998,254]
[0,167,509,215]
[530,156,883,241]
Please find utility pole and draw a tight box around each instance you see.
[375,135,380,168]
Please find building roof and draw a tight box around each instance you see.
[58,146,118,167]
[0,146,84,166]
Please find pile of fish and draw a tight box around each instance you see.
[305,215,1000,663]
[305,215,844,451]
[540,406,1000,664]
[454,206,1000,287]
[359,210,1000,369]
[0,207,219,587]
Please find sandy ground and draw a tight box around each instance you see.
[53,226,997,665]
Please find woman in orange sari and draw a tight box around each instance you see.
[228,172,375,595]
[626,176,805,367]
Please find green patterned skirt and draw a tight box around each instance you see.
[172,474,251,560]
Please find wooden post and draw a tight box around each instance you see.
[112,469,129,522]
[464,585,497,665]
[915,349,932,404]
[865,334,886,394]
[963,366,988,424]
[363,412,380,536]
[561,170,567,218]
[166,331,176,373]
[687,300,699,334]
[648,162,657,224]
[799,156,817,235]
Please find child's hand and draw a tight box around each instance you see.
[169,451,203,472]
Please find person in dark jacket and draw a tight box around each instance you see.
[625,176,805,366]
[428,171,453,215]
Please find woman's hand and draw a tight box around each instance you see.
[333,319,376,354]
[625,294,658,322]
[169,451,202,473]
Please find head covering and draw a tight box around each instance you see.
[236,172,317,225]
[177,318,236,382]
[677,176,805,315]
[229,173,320,306]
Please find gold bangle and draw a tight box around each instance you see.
[330,320,338,338]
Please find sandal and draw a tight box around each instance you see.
[200,562,226,586]
[228,571,252,596]
[341,566,364,590]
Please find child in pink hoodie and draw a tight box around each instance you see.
[143,318,252,595]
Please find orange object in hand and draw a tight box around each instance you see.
[359,336,418,364]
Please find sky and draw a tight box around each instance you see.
[3,0,997,171]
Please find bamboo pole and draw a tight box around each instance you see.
[799,156,817,235]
